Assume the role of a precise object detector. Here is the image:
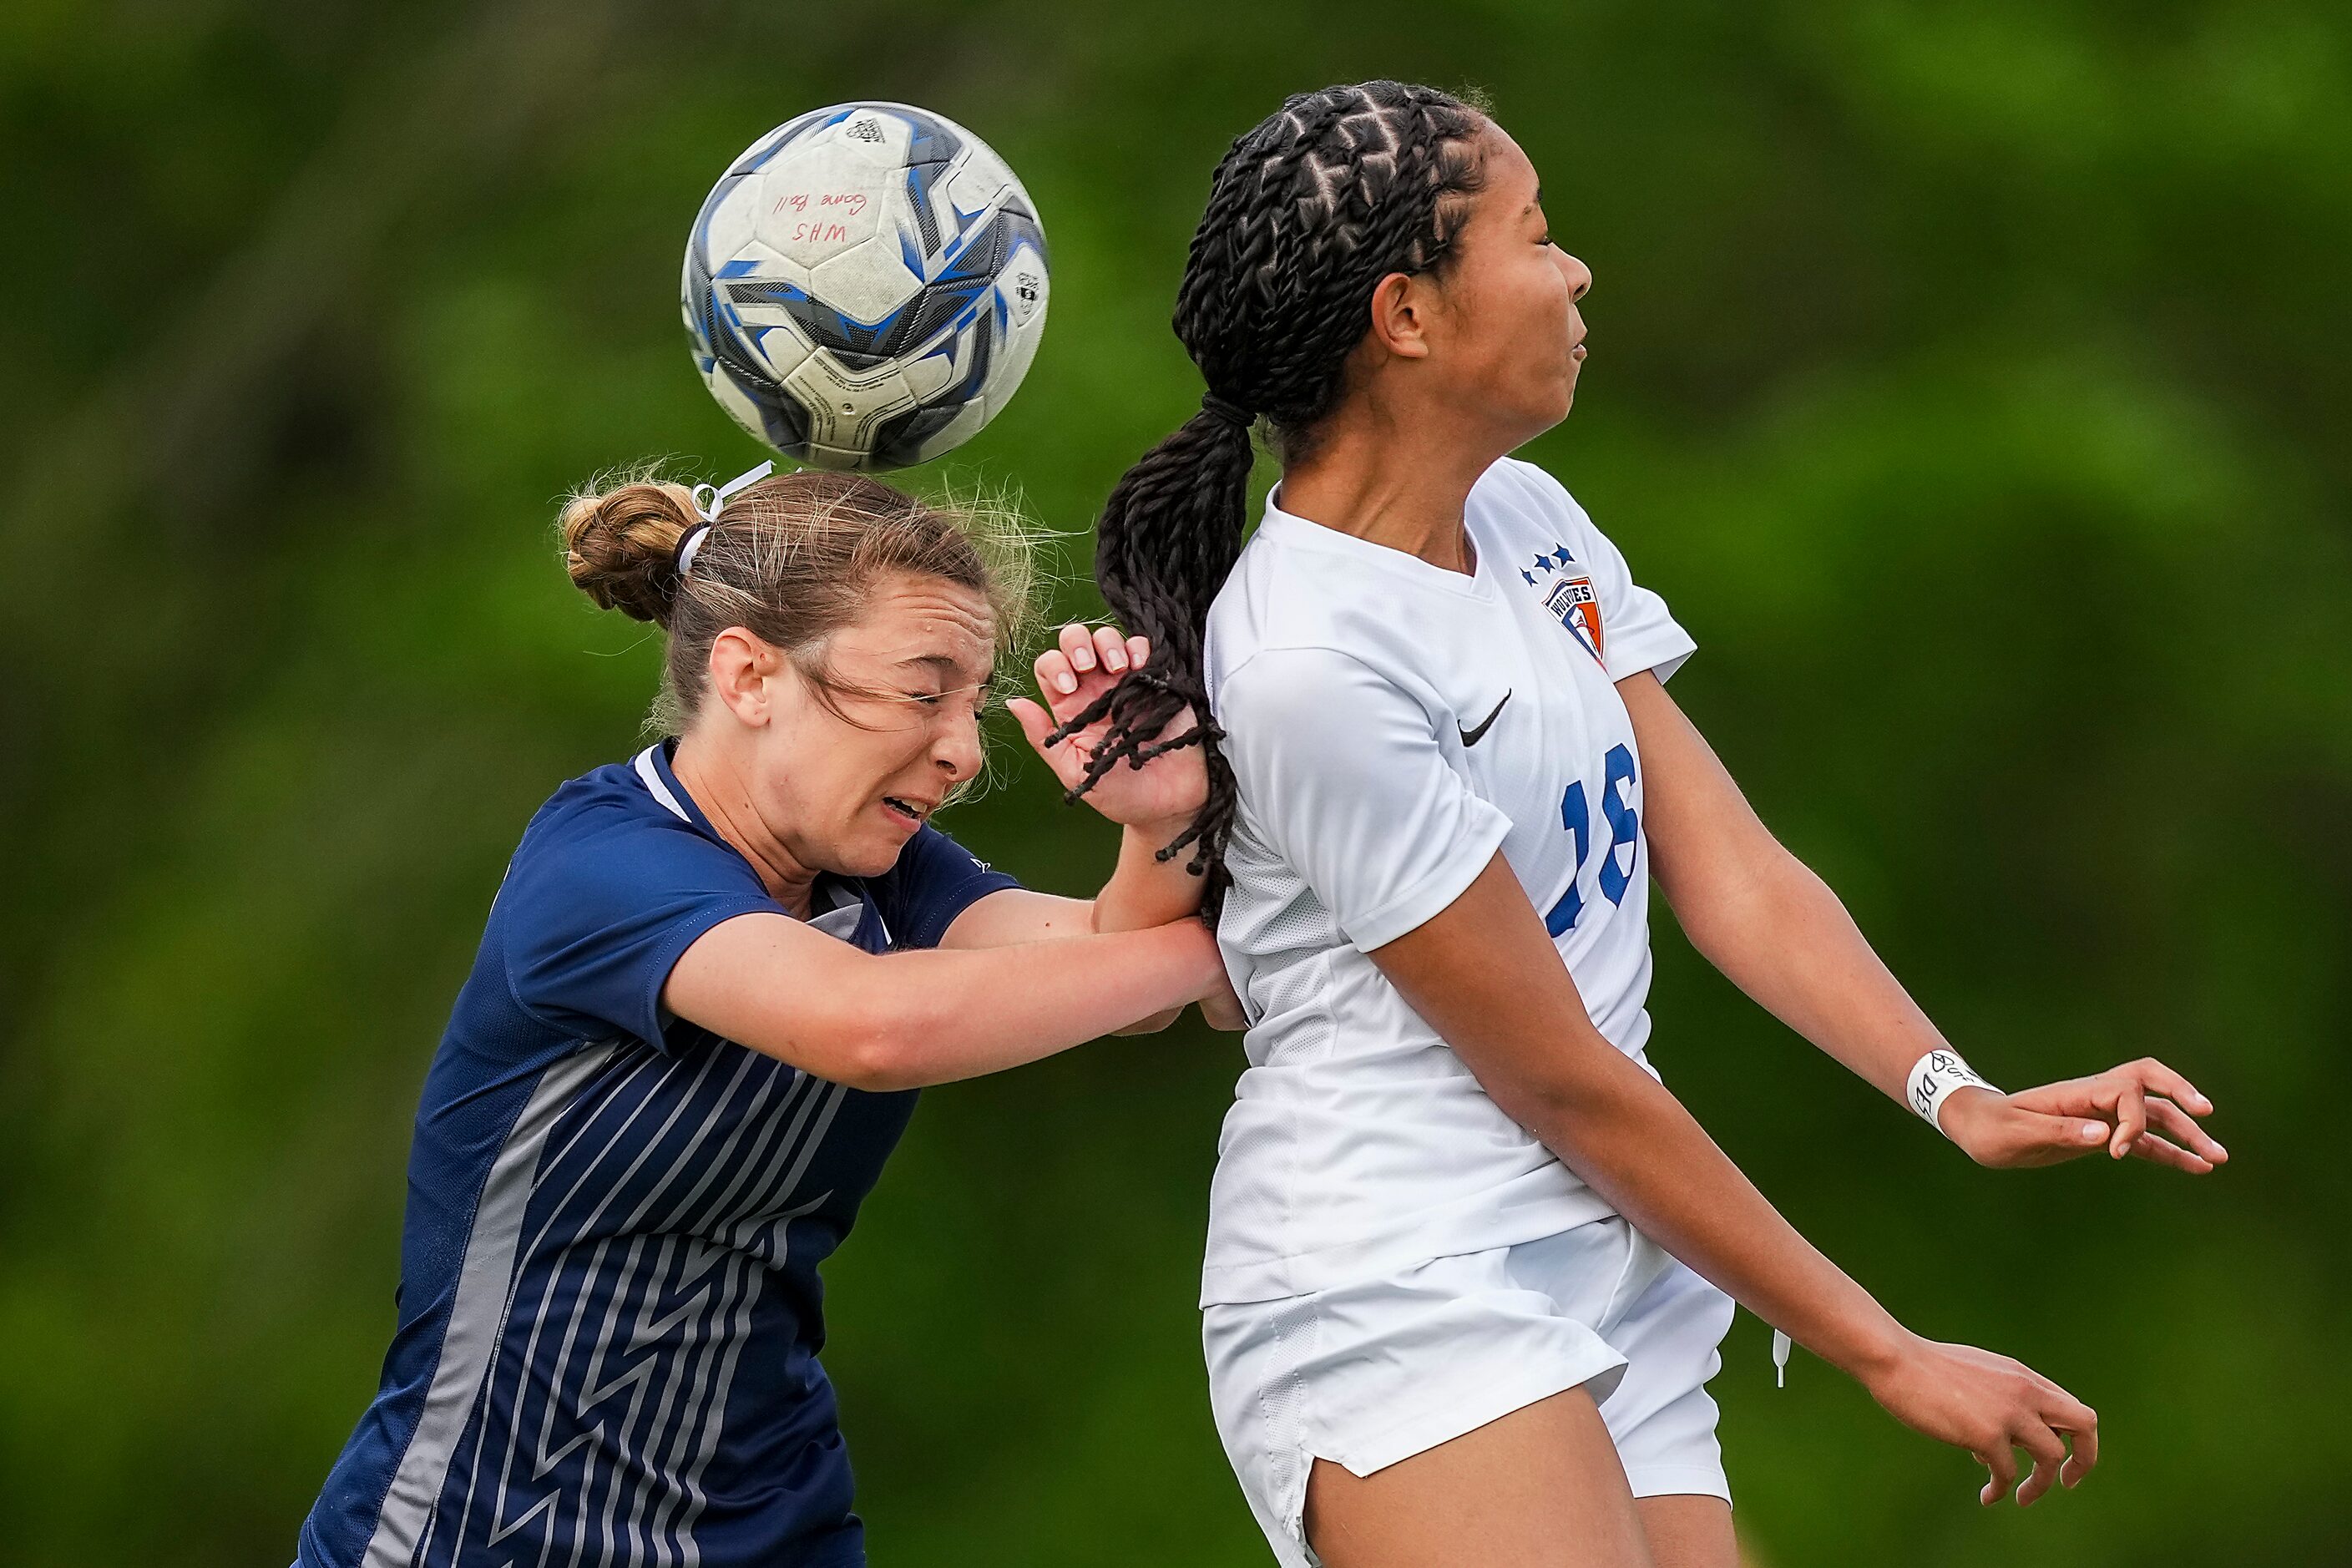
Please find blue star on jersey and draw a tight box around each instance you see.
[1520,543,1578,585]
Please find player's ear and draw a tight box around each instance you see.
[706,626,782,726]
[1366,271,1435,361]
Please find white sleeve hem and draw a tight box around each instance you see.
[1606,627,1697,685]
[1342,807,1512,953]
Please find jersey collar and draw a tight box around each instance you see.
[1259,485,1498,600]
[633,741,719,835]
[633,741,894,953]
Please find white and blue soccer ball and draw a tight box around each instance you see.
[682,103,1050,470]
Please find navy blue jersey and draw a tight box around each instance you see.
[298,742,1019,1568]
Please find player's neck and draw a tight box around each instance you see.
[1276,396,1504,576]
[668,734,822,918]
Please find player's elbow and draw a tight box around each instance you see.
[727,982,937,1092]
[1487,1044,1646,1141]
[1671,841,1818,964]
[825,988,957,1092]
[830,1034,923,1092]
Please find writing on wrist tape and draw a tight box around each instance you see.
[1906,1048,1998,1136]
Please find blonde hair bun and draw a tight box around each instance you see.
[560,475,701,626]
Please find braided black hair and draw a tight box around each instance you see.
[1050,80,1490,913]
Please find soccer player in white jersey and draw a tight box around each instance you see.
[1051,81,2228,1568]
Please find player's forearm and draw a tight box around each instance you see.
[1508,1044,1911,1379]
[1088,819,1210,1033]
[1089,816,1209,933]
[1628,672,1954,1110]
[675,916,1220,1088]
[1377,857,1913,1382]
[866,923,1214,1080]
[1677,845,1951,1105]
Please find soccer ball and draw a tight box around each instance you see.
[681,103,1051,471]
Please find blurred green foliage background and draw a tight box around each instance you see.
[3,1,2348,1562]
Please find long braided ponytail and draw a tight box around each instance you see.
[1052,80,1490,913]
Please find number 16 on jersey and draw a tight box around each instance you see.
[1545,744,1639,937]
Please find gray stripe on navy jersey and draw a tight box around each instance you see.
[630,1082,847,1559]
[359,1039,619,1568]
[448,1063,847,1566]
[607,1080,846,1561]
[454,1046,739,1559]
[671,1086,847,1549]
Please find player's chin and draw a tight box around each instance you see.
[1514,364,1577,428]
[841,807,921,876]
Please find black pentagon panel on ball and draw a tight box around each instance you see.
[880,201,1048,360]
[895,107,967,256]
[888,276,988,364]
[868,313,995,469]
[904,156,951,260]
[685,249,813,453]
[742,372,815,454]
[937,200,1046,292]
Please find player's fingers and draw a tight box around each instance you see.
[1091,624,1130,674]
[1005,695,1060,766]
[2126,1056,2213,1115]
[2030,1385,2098,1487]
[2109,1085,2147,1159]
[2125,1133,2213,1174]
[1979,1444,2018,1508]
[1125,634,1150,670]
[1058,622,1097,673]
[2054,1399,2099,1488]
[2013,1419,2067,1507]
[2146,1096,2228,1162]
[1034,648,1078,698]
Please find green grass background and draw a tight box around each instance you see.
[3,1,2347,1561]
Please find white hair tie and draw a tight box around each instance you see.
[675,459,776,579]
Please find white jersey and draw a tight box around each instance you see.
[1201,457,1697,1307]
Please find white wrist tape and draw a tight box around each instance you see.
[1905,1048,1998,1136]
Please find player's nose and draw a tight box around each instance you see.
[934,713,984,782]
[1558,250,1592,303]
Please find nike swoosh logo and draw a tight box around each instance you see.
[1459,690,1511,747]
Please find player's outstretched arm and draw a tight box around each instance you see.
[959,622,1244,1030]
[1621,671,2226,1174]
[1373,861,2098,1508]
[665,909,1227,1091]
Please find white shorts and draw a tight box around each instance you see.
[1201,1216,1737,1567]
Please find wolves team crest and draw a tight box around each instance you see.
[1523,542,1605,663]
[1545,574,1605,662]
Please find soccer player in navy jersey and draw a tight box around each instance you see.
[294,468,1235,1568]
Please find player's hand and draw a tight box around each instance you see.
[1008,625,1208,830]
[1860,1333,2098,1507]
[1198,969,1247,1031]
[1939,1060,2226,1173]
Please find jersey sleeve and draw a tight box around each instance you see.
[1505,459,1697,683]
[498,806,779,1050]
[1581,521,1696,683]
[1216,646,1512,952]
[869,824,1022,950]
